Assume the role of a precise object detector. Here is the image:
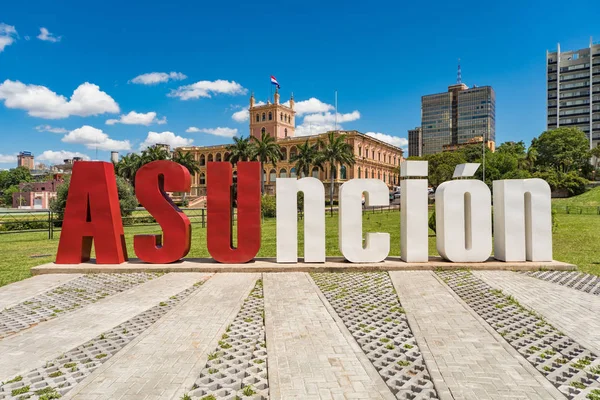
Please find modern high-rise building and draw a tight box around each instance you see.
[421,80,495,155]
[547,38,600,148]
[17,151,34,170]
[408,127,422,157]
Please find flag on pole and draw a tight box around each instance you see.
[270,75,280,89]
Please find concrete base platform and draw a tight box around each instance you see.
[31,257,576,275]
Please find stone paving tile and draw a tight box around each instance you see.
[64,273,259,400]
[0,273,210,383]
[0,274,82,310]
[475,271,600,356]
[264,272,395,400]
[524,271,600,295]
[389,271,564,400]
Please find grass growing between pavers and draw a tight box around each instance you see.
[1,211,600,287]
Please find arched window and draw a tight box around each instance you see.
[365,168,368,178]
[261,127,266,136]
[290,168,297,178]
[199,154,205,166]
[393,156,396,165]
[269,169,277,182]
[199,173,206,185]
[263,170,267,182]
[216,153,222,162]
[378,152,381,161]
[281,148,287,161]
[262,113,266,121]
[332,166,337,180]
[255,114,259,122]
[268,112,272,121]
[358,167,361,178]
[358,146,362,157]
[312,167,319,178]
[285,128,288,137]
[383,172,386,182]
[378,171,381,180]
[279,168,287,178]
[280,112,283,121]
[372,150,375,159]
[365,147,369,158]
[340,165,347,180]
[224,152,230,162]
[289,146,297,159]
[208,154,213,162]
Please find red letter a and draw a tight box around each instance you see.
[134,160,192,263]
[56,162,127,264]
[207,162,261,263]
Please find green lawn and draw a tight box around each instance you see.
[554,186,600,207]
[1,210,599,287]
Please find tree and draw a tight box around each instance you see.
[227,136,254,165]
[496,141,526,156]
[250,131,282,194]
[317,131,355,213]
[290,140,322,177]
[172,150,200,176]
[425,151,466,188]
[591,145,600,175]
[141,145,170,163]
[114,153,142,187]
[50,176,138,218]
[530,127,590,173]
[0,167,32,190]
[1,185,19,207]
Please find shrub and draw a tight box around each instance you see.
[261,194,276,218]
[428,210,436,234]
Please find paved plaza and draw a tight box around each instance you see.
[0,270,599,400]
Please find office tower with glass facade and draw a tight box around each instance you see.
[408,127,422,157]
[421,83,495,155]
[547,39,600,148]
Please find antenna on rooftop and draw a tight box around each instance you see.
[457,58,462,84]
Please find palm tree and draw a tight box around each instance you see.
[290,140,322,178]
[141,145,170,164]
[226,136,254,165]
[524,146,538,172]
[317,131,355,213]
[172,150,199,205]
[115,153,142,187]
[172,150,200,176]
[250,132,282,194]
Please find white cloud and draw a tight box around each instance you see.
[295,122,338,137]
[0,154,16,163]
[37,150,90,165]
[62,125,131,151]
[106,111,166,126]
[0,80,120,119]
[130,72,187,85]
[169,80,247,100]
[37,27,61,43]
[139,131,193,150]
[303,111,360,124]
[283,97,334,116]
[35,124,68,134]
[231,101,266,122]
[0,23,18,53]
[187,127,238,137]
[365,132,408,148]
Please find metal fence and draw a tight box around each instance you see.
[0,208,211,239]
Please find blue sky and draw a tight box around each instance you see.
[0,0,599,168]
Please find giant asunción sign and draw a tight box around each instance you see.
[55,160,553,265]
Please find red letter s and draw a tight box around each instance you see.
[134,160,192,263]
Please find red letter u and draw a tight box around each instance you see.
[207,162,261,263]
